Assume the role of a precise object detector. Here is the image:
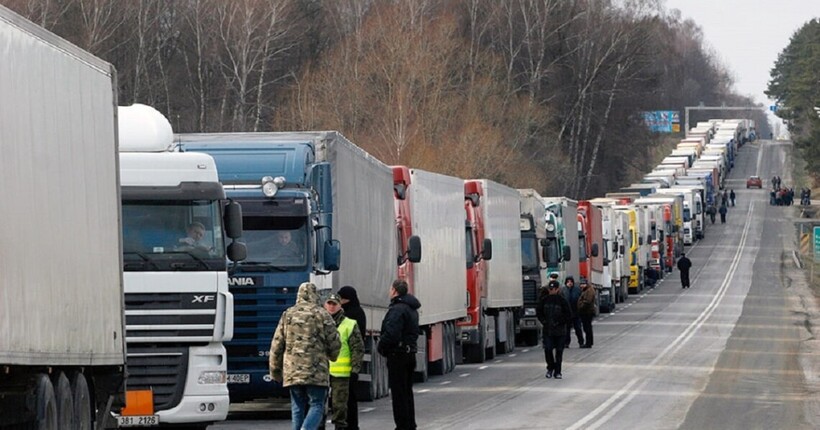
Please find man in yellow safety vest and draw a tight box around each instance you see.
[324,293,364,430]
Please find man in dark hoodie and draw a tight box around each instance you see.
[337,286,366,430]
[536,280,571,379]
[378,279,421,430]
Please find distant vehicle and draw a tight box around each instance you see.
[746,176,763,189]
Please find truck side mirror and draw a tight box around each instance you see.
[620,245,625,255]
[481,238,493,260]
[227,241,247,262]
[224,201,243,239]
[612,241,618,254]
[591,243,599,257]
[562,245,571,262]
[407,235,422,263]
[323,239,341,271]
[639,236,644,245]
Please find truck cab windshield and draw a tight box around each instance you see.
[238,216,308,269]
[122,200,226,271]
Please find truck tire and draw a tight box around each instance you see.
[463,318,486,364]
[53,373,74,430]
[69,373,92,430]
[29,374,57,430]
[446,322,457,373]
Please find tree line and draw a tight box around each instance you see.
[767,18,820,187]
[4,0,771,198]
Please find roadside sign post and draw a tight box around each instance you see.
[814,226,820,262]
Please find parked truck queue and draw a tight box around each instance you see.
[1,4,762,428]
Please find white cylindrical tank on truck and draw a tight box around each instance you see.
[0,5,125,428]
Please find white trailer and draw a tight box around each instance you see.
[480,180,524,355]
[312,134,399,399]
[0,5,124,428]
[406,169,467,378]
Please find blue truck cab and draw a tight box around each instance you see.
[178,133,340,402]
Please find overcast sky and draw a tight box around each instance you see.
[663,0,819,108]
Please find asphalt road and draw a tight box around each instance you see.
[211,140,820,430]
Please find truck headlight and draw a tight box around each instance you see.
[524,308,537,316]
[198,371,227,385]
[601,290,610,296]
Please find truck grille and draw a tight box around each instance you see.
[228,281,297,367]
[124,293,217,342]
[522,280,539,304]
[126,345,188,411]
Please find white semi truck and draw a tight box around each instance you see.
[0,6,125,428]
[117,105,245,427]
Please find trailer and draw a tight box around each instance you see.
[0,6,125,428]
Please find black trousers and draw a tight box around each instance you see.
[347,373,359,430]
[680,271,690,288]
[386,352,416,430]
[580,315,594,346]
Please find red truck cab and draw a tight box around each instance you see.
[458,180,492,363]
[577,202,602,286]
[392,166,421,289]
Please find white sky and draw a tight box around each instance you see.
[663,0,819,107]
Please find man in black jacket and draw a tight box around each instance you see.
[378,279,421,430]
[337,286,366,430]
[677,253,692,289]
[536,280,571,379]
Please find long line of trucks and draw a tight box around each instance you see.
[5,6,760,425]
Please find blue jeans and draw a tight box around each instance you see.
[289,385,328,430]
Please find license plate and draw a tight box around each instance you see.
[227,373,250,384]
[117,415,159,427]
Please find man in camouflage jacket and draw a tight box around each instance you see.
[270,282,341,430]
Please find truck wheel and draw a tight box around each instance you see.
[464,318,486,364]
[53,372,74,430]
[29,374,57,430]
[69,373,92,430]
[445,322,456,373]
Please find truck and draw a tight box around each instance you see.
[461,180,522,362]
[589,198,630,309]
[577,202,604,303]
[118,105,246,427]
[177,133,340,403]
[516,189,551,346]
[0,6,125,428]
[392,167,465,379]
[543,197,580,285]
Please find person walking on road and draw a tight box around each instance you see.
[324,293,364,430]
[577,279,597,349]
[729,189,736,207]
[378,279,421,430]
[561,276,584,348]
[677,252,692,289]
[536,280,571,379]
[719,205,727,224]
[337,286,366,430]
[270,282,341,430]
[707,205,717,224]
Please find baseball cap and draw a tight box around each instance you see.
[548,280,561,289]
[326,293,341,304]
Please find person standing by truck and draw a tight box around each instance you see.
[324,293,364,430]
[378,279,421,430]
[537,280,571,379]
[270,282,341,430]
[577,279,597,349]
[337,286,366,430]
[677,253,692,289]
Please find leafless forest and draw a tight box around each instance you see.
[3,0,771,198]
